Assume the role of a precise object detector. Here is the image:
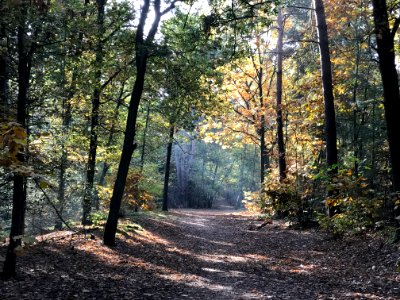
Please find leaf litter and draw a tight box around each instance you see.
[0,209,399,299]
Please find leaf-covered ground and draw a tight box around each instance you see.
[1,209,399,299]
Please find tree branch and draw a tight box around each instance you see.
[391,17,400,39]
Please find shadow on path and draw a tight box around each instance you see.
[1,209,399,299]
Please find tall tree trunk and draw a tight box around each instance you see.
[352,41,361,177]
[260,127,269,184]
[0,13,8,119]
[372,0,400,194]
[2,1,30,279]
[104,0,175,246]
[313,0,338,217]
[82,0,106,224]
[162,124,174,211]
[139,102,151,172]
[276,9,287,181]
[258,66,269,184]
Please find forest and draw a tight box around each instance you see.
[0,0,399,298]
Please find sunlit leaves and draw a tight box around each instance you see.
[0,122,33,175]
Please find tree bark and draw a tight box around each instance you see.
[372,0,400,193]
[2,1,30,279]
[258,67,269,184]
[276,9,287,181]
[0,13,8,119]
[139,102,151,172]
[82,0,106,224]
[162,124,174,211]
[103,0,176,246]
[313,0,338,217]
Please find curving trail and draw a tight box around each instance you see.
[1,209,399,299]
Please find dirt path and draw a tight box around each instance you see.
[1,209,399,299]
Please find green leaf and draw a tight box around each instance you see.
[39,181,49,189]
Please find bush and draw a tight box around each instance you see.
[97,169,155,213]
[317,170,385,236]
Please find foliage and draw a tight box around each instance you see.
[261,175,309,221]
[0,122,31,175]
[242,191,264,213]
[98,170,155,213]
[1,0,400,273]
[317,170,386,236]
[88,210,108,226]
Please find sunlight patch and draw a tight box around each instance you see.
[243,254,270,261]
[196,254,248,263]
[184,234,234,246]
[158,272,233,293]
[131,229,171,246]
[288,264,317,274]
[177,220,209,227]
[202,267,224,273]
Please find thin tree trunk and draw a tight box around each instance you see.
[2,1,30,279]
[258,66,269,184]
[82,0,106,224]
[313,0,338,217]
[370,100,376,187]
[276,9,287,181]
[139,102,151,172]
[236,144,247,209]
[104,0,175,246]
[162,124,174,211]
[372,0,400,194]
[0,14,8,119]
[260,128,269,184]
[351,35,362,177]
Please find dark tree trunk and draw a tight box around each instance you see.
[276,9,287,181]
[258,67,269,184]
[82,0,106,224]
[104,0,172,246]
[260,127,269,184]
[372,0,400,193]
[352,41,361,178]
[313,0,338,217]
[2,1,30,279]
[55,149,67,230]
[0,17,8,118]
[162,124,174,211]
[140,103,151,172]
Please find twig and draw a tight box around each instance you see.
[33,178,77,232]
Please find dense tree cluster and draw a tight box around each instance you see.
[1,0,400,278]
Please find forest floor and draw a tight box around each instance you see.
[1,209,400,300]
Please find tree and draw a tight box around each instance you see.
[276,8,287,181]
[162,124,174,211]
[2,0,32,279]
[82,0,106,225]
[103,0,179,246]
[372,0,400,196]
[313,0,338,216]
[157,11,224,211]
[0,1,9,119]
